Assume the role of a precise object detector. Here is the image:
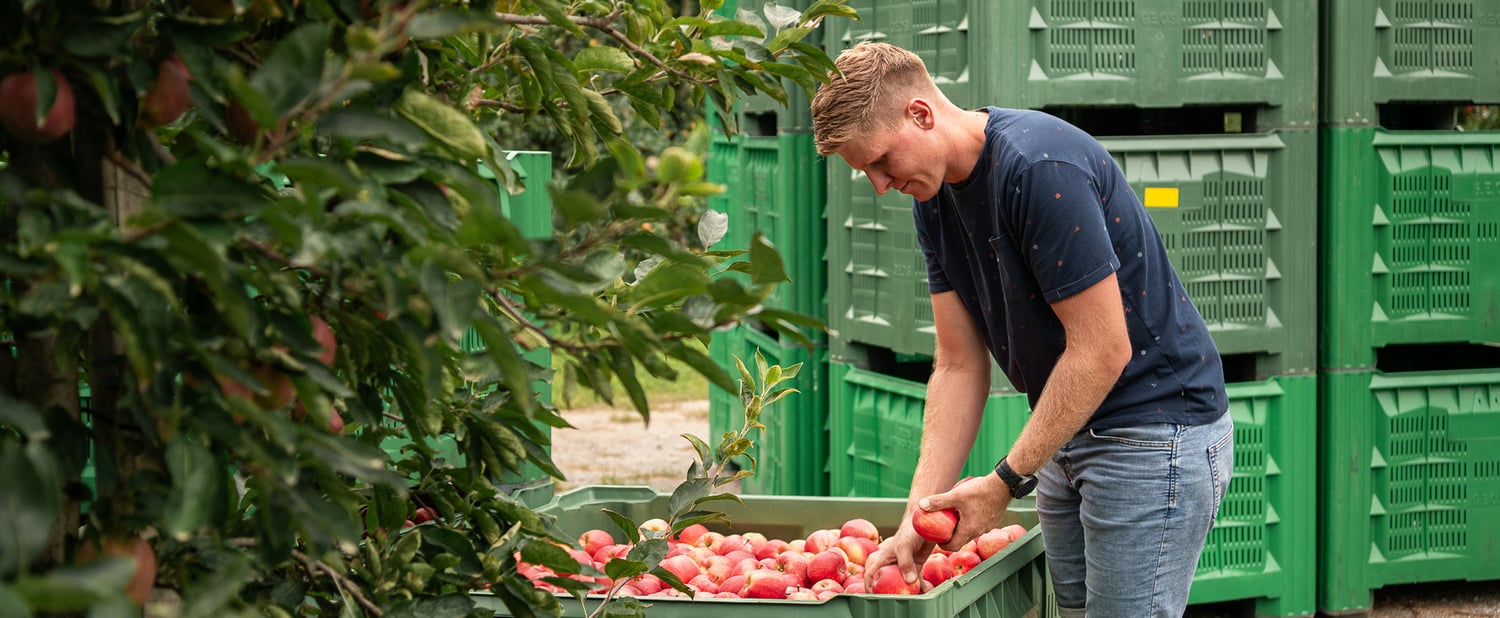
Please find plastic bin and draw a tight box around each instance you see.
[827,361,1316,616]
[471,485,1055,617]
[1322,0,1500,125]
[732,134,828,323]
[1318,367,1500,614]
[822,0,1317,128]
[1319,127,1500,369]
[828,129,1318,378]
[708,326,830,496]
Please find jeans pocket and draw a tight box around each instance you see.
[1205,428,1234,518]
[1088,424,1177,449]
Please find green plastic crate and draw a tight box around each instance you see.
[471,485,1055,618]
[1319,128,1500,369]
[709,326,830,496]
[1318,367,1500,614]
[828,362,1316,616]
[822,0,1317,128]
[1322,0,1500,125]
[829,129,1318,377]
[707,132,828,325]
[827,361,1029,499]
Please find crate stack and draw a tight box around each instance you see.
[820,1,1319,615]
[705,0,832,497]
[1317,1,1500,614]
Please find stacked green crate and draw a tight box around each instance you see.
[821,2,1319,615]
[826,361,1317,616]
[704,134,830,494]
[1319,2,1500,613]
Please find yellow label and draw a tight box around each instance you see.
[1144,187,1179,208]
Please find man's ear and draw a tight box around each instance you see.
[907,98,935,129]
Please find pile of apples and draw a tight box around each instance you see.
[517,516,1027,600]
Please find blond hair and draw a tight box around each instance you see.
[811,42,938,155]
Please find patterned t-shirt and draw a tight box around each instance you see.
[915,107,1227,430]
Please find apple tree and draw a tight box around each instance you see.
[0,0,846,615]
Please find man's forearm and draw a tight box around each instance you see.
[907,361,990,514]
[1004,346,1122,476]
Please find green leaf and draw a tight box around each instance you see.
[179,552,251,618]
[681,433,712,468]
[601,508,640,545]
[250,23,330,117]
[520,540,579,575]
[531,0,587,36]
[603,558,647,582]
[803,0,861,26]
[10,559,134,611]
[0,395,46,438]
[630,262,709,309]
[748,231,789,285]
[151,159,268,218]
[0,442,61,579]
[163,440,220,541]
[408,8,504,39]
[573,47,635,74]
[395,89,488,162]
[419,527,484,576]
[669,478,710,519]
[704,20,764,38]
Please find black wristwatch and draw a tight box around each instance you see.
[993,456,1038,499]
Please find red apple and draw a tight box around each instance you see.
[327,410,344,434]
[776,551,810,588]
[788,589,818,600]
[839,518,880,542]
[637,517,670,538]
[676,523,710,545]
[755,538,788,560]
[921,553,956,587]
[658,554,699,584]
[718,574,745,596]
[718,534,750,556]
[226,100,287,145]
[811,578,844,594]
[836,535,878,566]
[805,529,840,554]
[949,549,981,574]
[411,506,438,524]
[741,570,788,599]
[999,523,1027,543]
[807,549,849,584]
[141,54,191,127]
[578,529,613,557]
[687,573,718,594]
[973,528,1012,560]
[911,508,960,544]
[741,531,769,553]
[694,531,724,551]
[869,564,920,595]
[76,536,155,605]
[310,316,337,365]
[844,579,867,594]
[0,69,75,143]
[631,574,663,596]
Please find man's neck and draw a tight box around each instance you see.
[944,107,992,185]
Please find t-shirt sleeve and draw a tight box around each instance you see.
[1010,160,1119,303]
[914,201,953,294]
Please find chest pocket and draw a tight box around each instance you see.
[989,234,1040,304]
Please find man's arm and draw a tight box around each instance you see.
[1005,272,1133,476]
[917,272,1133,549]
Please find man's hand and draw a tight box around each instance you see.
[862,518,934,590]
[920,473,1012,552]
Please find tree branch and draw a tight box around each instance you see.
[491,10,694,81]
[292,548,384,617]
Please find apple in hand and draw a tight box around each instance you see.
[911,507,960,544]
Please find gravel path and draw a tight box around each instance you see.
[549,399,1500,616]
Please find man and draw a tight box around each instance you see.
[811,42,1234,617]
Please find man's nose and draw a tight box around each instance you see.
[867,172,891,195]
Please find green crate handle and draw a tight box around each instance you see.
[1370,369,1500,441]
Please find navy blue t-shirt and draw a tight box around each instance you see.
[915,107,1227,430]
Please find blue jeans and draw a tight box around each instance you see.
[1036,412,1234,617]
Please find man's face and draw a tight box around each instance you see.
[834,114,944,202]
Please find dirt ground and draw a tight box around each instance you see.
[548,399,1500,617]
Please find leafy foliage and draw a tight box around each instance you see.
[0,0,847,614]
